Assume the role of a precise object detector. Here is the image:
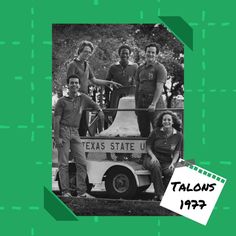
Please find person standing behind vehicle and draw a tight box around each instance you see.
[105,45,138,161]
[135,43,167,137]
[105,44,138,111]
[67,40,122,136]
[54,74,104,198]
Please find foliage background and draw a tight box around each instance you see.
[0,0,235,235]
[53,24,184,107]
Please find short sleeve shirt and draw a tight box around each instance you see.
[135,61,167,94]
[106,61,138,87]
[146,127,183,163]
[54,93,100,127]
[67,59,94,94]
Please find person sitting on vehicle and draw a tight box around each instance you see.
[54,74,104,198]
[143,110,183,201]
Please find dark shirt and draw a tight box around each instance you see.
[67,59,94,94]
[106,61,138,87]
[54,93,100,128]
[146,127,183,163]
[135,61,167,94]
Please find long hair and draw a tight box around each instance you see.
[155,110,182,131]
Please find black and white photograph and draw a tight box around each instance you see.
[52,24,184,216]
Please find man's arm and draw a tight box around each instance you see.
[54,115,63,148]
[67,62,76,79]
[90,76,122,88]
[134,68,140,109]
[54,98,64,147]
[147,82,164,112]
[148,64,167,112]
[131,63,138,86]
[83,94,105,131]
[88,63,122,88]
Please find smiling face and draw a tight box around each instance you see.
[119,48,130,64]
[145,46,157,63]
[79,46,92,61]
[68,77,80,94]
[162,114,174,129]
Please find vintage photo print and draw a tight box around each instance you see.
[52,24,184,216]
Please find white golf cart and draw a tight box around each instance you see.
[53,96,151,199]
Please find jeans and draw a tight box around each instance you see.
[143,156,173,196]
[57,125,87,195]
[78,111,88,136]
[136,93,164,137]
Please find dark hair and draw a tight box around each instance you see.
[118,44,131,55]
[155,110,182,131]
[77,40,94,55]
[66,74,80,84]
[145,43,160,54]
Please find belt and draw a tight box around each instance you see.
[137,92,153,98]
[60,123,79,129]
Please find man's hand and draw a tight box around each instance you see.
[147,103,156,112]
[55,137,64,148]
[109,81,123,89]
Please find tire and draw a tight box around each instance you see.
[105,167,137,199]
[57,163,92,195]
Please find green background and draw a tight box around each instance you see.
[0,0,235,235]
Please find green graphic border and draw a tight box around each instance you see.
[45,16,192,220]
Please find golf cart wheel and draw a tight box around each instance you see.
[105,167,137,199]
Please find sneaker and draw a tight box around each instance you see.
[62,192,72,197]
[152,195,163,201]
[77,192,95,199]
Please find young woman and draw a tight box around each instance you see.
[143,111,183,200]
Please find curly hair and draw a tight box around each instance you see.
[77,40,94,55]
[155,110,182,131]
[118,44,131,55]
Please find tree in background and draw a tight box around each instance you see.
[52,24,184,108]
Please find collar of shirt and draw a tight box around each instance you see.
[115,60,133,66]
[160,127,177,134]
[74,58,88,63]
[144,61,156,68]
[65,92,82,99]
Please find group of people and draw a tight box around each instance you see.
[54,40,183,200]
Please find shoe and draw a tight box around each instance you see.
[77,192,95,199]
[62,192,72,197]
[152,195,163,201]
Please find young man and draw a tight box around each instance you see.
[105,44,138,109]
[54,74,104,198]
[135,43,167,137]
[67,40,122,136]
[105,45,138,161]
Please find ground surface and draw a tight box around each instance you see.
[55,191,178,216]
